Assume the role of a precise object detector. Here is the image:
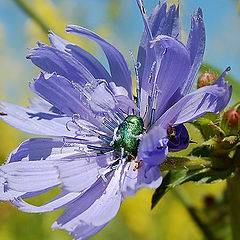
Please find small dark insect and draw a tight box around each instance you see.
[142,6,146,14]
[0,112,7,116]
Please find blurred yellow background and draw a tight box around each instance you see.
[0,0,239,239]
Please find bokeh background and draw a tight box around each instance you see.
[0,0,240,239]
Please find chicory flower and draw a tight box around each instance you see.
[0,0,231,239]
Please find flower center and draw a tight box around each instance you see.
[113,115,144,156]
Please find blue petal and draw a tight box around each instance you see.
[138,36,191,124]
[137,1,180,92]
[28,97,59,113]
[181,8,205,96]
[148,1,167,37]
[48,31,112,82]
[0,137,88,201]
[58,154,114,192]
[70,222,108,240]
[163,4,181,39]
[6,138,80,164]
[66,25,133,99]
[121,161,162,198]
[29,72,111,133]
[0,176,25,201]
[155,82,232,128]
[168,124,190,152]
[0,160,61,192]
[88,80,117,114]
[0,100,76,137]
[52,178,107,232]
[27,42,95,85]
[138,126,168,166]
[150,36,191,120]
[10,191,82,213]
[52,165,123,231]
[136,0,153,40]
[30,72,87,116]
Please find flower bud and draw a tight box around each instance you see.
[197,72,217,89]
[221,108,240,135]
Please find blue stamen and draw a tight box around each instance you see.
[150,109,156,127]
[103,119,115,132]
[148,61,156,83]
[87,145,113,152]
[129,50,141,108]
[109,118,119,128]
[98,134,113,144]
[137,89,141,109]
[111,148,124,170]
[149,89,159,127]
[113,112,125,122]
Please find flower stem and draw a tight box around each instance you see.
[227,148,240,240]
[160,156,232,171]
[13,0,50,34]
[173,188,216,240]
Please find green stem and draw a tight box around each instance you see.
[160,156,232,171]
[227,171,240,240]
[13,0,50,34]
[173,188,216,240]
[227,148,240,240]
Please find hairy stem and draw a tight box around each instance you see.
[227,170,240,240]
[13,0,50,33]
[160,156,232,171]
[227,148,240,240]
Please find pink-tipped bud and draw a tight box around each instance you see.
[221,108,240,135]
[197,72,217,89]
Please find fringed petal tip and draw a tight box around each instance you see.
[48,29,54,35]
[0,110,7,116]
[0,175,25,201]
[52,221,109,240]
[26,42,47,59]
[192,7,203,19]
[214,66,231,88]
[197,7,203,18]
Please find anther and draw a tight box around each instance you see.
[87,145,113,152]
[98,134,113,145]
[133,160,142,171]
[150,88,160,126]
[148,61,157,83]
[113,112,124,123]
[129,50,141,108]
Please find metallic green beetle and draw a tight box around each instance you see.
[113,115,144,156]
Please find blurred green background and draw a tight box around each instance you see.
[0,0,240,239]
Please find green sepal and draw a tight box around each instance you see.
[202,136,239,156]
[151,167,234,209]
[222,136,238,145]
[191,117,224,141]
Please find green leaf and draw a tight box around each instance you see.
[152,167,234,209]
[188,145,214,157]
